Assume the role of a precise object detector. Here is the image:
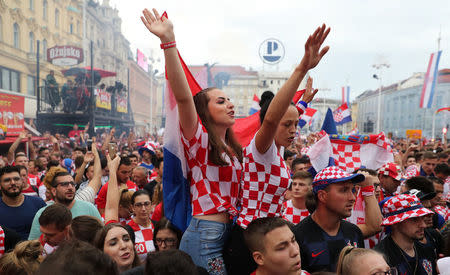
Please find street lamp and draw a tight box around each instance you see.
[372,63,390,133]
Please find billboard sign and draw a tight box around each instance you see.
[95,89,111,110]
[259,38,285,65]
[0,93,25,136]
[47,45,84,66]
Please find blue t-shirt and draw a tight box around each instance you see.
[0,195,46,240]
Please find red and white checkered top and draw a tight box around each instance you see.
[381,194,434,226]
[404,165,420,179]
[127,219,155,261]
[237,138,290,228]
[181,121,242,216]
[0,226,4,257]
[434,205,450,221]
[282,200,310,224]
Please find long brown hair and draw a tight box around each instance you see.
[193,87,242,166]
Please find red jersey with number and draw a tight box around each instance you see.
[127,219,155,261]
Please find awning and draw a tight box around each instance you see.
[24,122,41,136]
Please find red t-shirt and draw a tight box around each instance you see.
[151,203,163,222]
[68,129,83,138]
[95,180,138,209]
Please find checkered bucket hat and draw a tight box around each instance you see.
[378,162,402,181]
[381,194,434,226]
[312,166,365,194]
[138,141,159,156]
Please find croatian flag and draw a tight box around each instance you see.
[298,108,317,128]
[342,86,350,106]
[420,51,442,108]
[347,126,359,135]
[333,103,352,125]
[307,131,394,173]
[248,94,260,115]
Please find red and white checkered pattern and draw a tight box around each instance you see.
[127,219,155,261]
[282,200,310,224]
[404,165,420,179]
[378,162,402,181]
[0,226,4,257]
[181,122,242,216]
[300,146,310,156]
[237,139,290,228]
[28,174,41,187]
[434,205,450,221]
[331,143,361,172]
[381,194,434,226]
[313,166,352,184]
[138,140,159,155]
[333,112,344,122]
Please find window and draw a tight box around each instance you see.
[27,75,35,96]
[29,0,34,10]
[77,21,80,34]
[55,9,59,27]
[29,32,34,53]
[42,39,47,61]
[70,23,73,34]
[13,23,20,48]
[43,0,48,20]
[0,16,2,41]
[0,67,20,93]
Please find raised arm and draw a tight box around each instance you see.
[104,154,121,224]
[85,139,103,195]
[254,24,330,154]
[27,133,37,160]
[7,131,27,164]
[356,172,383,238]
[141,9,198,140]
[74,151,94,185]
[101,128,114,154]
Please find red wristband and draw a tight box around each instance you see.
[160,41,176,50]
[361,185,375,197]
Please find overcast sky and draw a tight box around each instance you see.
[109,0,449,100]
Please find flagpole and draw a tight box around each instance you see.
[372,62,390,133]
[432,111,436,140]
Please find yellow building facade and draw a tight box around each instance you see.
[0,0,83,118]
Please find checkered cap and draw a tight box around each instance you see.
[312,166,365,193]
[138,141,159,156]
[444,191,450,203]
[381,194,434,226]
[378,162,402,181]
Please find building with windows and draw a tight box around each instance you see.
[0,0,83,118]
[355,70,450,138]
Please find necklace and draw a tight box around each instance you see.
[391,236,418,275]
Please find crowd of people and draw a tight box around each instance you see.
[0,8,449,275]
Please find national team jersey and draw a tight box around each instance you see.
[127,219,155,261]
[293,216,364,273]
[282,200,310,224]
[95,180,138,209]
[434,205,449,221]
[237,137,290,228]
[181,121,242,216]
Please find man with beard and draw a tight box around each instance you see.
[0,166,46,239]
[374,194,437,275]
[293,166,365,273]
[28,171,101,240]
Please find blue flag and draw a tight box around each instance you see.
[321,108,338,135]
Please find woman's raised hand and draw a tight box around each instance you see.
[141,8,175,43]
[298,24,331,72]
[301,77,319,103]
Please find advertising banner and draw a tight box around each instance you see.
[406,129,422,139]
[95,89,111,110]
[0,93,25,136]
[117,95,128,113]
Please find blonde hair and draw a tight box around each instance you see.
[336,246,383,275]
[119,187,135,208]
[42,166,68,190]
[0,240,43,275]
[152,182,163,205]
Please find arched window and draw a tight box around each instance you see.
[43,0,48,20]
[13,23,20,48]
[55,9,59,27]
[29,32,34,53]
[42,39,47,60]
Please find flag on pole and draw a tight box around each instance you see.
[342,86,350,106]
[420,51,442,108]
[248,94,260,115]
[322,108,338,135]
[298,108,317,128]
[307,132,394,173]
[333,103,352,125]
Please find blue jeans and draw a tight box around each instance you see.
[180,217,231,275]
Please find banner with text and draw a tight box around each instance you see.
[0,93,25,136]
[117,94,128,113]
[95,89,111,110]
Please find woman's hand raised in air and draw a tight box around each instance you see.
[141,8,175,43]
